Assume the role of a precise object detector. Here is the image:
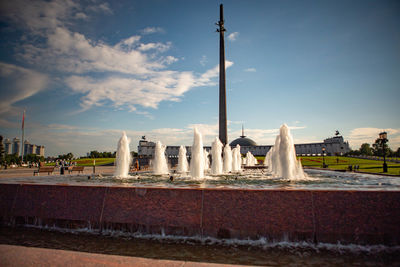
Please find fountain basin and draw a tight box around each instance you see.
[1,181,399,245]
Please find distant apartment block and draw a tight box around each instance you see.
[2,137,45,157]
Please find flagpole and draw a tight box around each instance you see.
[21,110,25,163]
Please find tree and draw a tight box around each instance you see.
[359,143,373,156]
[24,154,44,163]
[5,153,21,165]
[395,147,400,157]
[372,138,391,157]
[57,153,74,160]
[88,151,116,158]
[0,135,4,165]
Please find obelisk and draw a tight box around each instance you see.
[217,4,227,145]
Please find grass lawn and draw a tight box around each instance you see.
[46,158,115,166]
[255,156,400,176]
[299,156,400,176]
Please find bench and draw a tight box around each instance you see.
[33,166,55,176]
[68,166,85,174]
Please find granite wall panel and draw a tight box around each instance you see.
[202,189,315,241]
[0,183,399,245]
[12,185,105,222]
[0,184,19,221]
[101,187,203,235]
[313,190,400,245]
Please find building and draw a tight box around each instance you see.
[138,136,211,158]
[12,138,20,155]
[294,136,350,156]
[137,132,350,158]
[2,137,45,157]
[24,140,31,155]
[36,146,45,157]
[4,138,12,155]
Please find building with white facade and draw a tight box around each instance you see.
[12,138,20,155]
[137,133,350,158]
[2,137,45,157]
[4,138,12,155]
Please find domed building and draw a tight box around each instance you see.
[230,126,257,147]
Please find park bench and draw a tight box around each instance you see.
[33,166,55,176]
[68,166,85,174]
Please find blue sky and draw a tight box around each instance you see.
[0,0,399,157]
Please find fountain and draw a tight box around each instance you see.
[114,132,131,178]
[204,149,210,170]
[245,151,257,167]
[232,144,241,172]
[263,146,273,167]
[152,141,169,175]
[223,144,232,173]
[189,128,205,178]
[0,2,399,259]
[266,124,306,180]
[211,137,223,175]
[176,145,189,173]
[1,124,399,250]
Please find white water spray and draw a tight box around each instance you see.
[223,144,232,173]
[204,149,210,170]
[114,132,131,178]
[153,141,169,175]
[210,137,223,175]
[232,144,242,172]
[246,151,257,166]
[190,128,204,178]
[266,124,306,180]
[177,145,189,173]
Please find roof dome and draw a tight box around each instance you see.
[229,125,257,146]
[230,136,257,147]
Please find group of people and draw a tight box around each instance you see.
[55,160,76,168]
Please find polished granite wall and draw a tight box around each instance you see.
[1,184,399,245]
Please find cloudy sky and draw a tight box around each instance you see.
[0,0,399,156]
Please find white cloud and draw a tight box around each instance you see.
[137,42,172,52]
[141,27,165,35]
[227,32,239,41]
[348,127,400,149]
[65,70,198,111]
[244,68,256,72]
[200,55,207,66]
[0,62,48,115]
[195,60,234,87]
[1,0,235,117]
[21,27,161,75]
[24,121,310,156]
[64,58,231,112]
[86,2,112,14]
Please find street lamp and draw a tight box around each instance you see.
[322,147,326,168]
[378,132,388,173]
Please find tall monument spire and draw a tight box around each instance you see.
[217,4,227,145]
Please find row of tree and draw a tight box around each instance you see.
[87,151,116,158]
[1,153,45,165]
[85,151,138,158]
[348,143,400,157]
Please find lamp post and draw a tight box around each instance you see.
[322,147,326,168]
[378,132,388,173]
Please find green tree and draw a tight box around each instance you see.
[372,138,391,157]
[57,153,74,160]
[395,147,400,157]
[5,153,21,165]
[89,150,100,158]
[0,135,4,165]
[359,143,373,156]
[88,151,116,158]
[23,154,44,163]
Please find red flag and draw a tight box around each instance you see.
[22,110,25,130]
